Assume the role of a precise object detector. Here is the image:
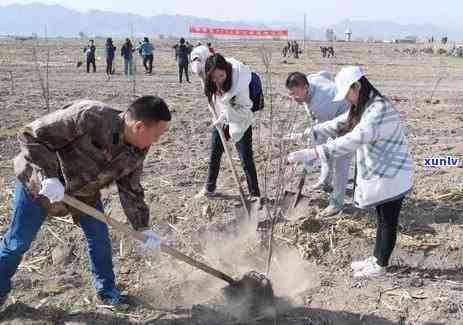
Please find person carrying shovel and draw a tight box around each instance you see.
[193,53,261,202]
[287,66,414,278]
[285,71,350,217]
[0,96,171,308]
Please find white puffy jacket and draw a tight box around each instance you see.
[213,58,254,143]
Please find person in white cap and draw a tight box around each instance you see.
[288,66,414,278]
[285,71,351,217]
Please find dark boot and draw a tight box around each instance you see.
[96,288,128,307]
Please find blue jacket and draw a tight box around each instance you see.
[176,44,189,66]
[138,42,154,56]
[121,44,133,60]
[105,44,116,59]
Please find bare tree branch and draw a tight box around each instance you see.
[31,26,50,112]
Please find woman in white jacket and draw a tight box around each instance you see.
[197,53,260,199]
[288,66,414,278]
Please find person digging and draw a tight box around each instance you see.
[285,71,351,217]
[0,96,171,308]
[288,66,414,278]
[193,53,261,202]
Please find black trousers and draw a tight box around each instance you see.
[143,54,154,73]
[106,58,114,75]
[86,57,96,73]
[374,197,404,267]
[206,126,260,197]
[178,63,189,82]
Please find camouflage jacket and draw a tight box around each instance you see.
[13,100,150,230]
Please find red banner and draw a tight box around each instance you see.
[189,26,288,37]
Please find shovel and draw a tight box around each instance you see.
[62,194,274,314]
[291,169,306,209]
[283,164,311,213]
[206,102,251,220]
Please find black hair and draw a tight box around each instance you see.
[285,72,309,89]
[204,53,233,104]
[127,96,171,124]
[337,76,382,135]
[180,38,185,44]
[207,42,212,46]
[144,37,149,43]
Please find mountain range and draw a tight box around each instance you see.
[0,2,457,41]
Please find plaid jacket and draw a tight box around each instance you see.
[314,95,415,208]
[13,100,150,230]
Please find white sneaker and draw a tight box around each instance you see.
[311,179,327,190]
[194,189,216,200]
[350,256,377,271]
[319,204,343,217]
[248,195,260,202]
[311,180,333,193]
[353,260,386,279]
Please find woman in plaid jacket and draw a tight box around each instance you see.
[288,66,414,278]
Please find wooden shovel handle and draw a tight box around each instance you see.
[63,194,146,242]
[291,174,306,209]
[62,194,236,285]
[207,103,251,219]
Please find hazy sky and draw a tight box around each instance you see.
[1,0,461,28]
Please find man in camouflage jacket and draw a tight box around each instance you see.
[0,96,171,307]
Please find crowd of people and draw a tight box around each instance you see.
[81,37,214,83]
[282,40,301,58]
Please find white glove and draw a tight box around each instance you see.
[39,178,65,203]
[141,230,161,252]
[213,114,227,129]
[287,149,318,165]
